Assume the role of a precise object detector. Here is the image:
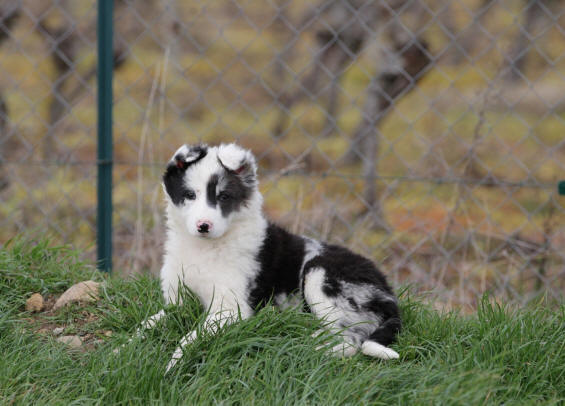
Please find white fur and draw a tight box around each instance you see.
[300,238,322,293]
[217,143,256,172]
[361,341,400,359]
[160,145,266,372]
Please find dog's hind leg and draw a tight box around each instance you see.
[316,338,359,357]
[361,316,401,360]
[304,267,362,357]
[304,267,399,360]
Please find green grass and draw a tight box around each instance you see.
[1,238,564,405]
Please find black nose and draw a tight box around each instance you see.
[197,223,209,233]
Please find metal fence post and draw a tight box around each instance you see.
[97,0,113,272]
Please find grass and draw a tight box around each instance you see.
[1,238,564,405]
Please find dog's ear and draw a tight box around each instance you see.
[163,145,208,205]
[217,143,257,185]
[169,144,207,170]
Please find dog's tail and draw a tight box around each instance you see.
[361,317,401,360]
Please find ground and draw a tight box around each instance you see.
[0,238,563,404]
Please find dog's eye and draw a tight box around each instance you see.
[184,190,196,200]
[218,192,231,202]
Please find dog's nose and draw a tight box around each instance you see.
[197,220,212,234]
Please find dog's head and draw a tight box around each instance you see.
[163,143,259,239]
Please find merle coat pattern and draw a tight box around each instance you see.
[127,143,401,372]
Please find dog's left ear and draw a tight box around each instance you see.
[217,143,257,185]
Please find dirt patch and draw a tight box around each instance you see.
[25,290,113,351]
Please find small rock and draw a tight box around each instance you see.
[57,335,82,349]
[53,281,101,310]
[104,330,112,337]
[52,327,65,336]
[25,293,44,312]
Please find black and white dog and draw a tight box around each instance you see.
[132,143,401,372]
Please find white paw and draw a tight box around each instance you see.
[361,341,399,360]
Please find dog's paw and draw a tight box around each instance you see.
[361,341,399,360]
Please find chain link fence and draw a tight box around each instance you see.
[1,0,564,308]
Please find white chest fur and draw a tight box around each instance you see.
[161,210,267,318]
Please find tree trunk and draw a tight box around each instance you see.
[0,2,21,190]
[505,0,545,82]
[344,38,431,229]
[271,0,376,137]
[0,96,8,191]
[39,0,75,160]
[453,0,496,64]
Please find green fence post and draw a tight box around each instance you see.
[97,0,113,272]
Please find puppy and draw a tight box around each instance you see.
[132,143,401,372]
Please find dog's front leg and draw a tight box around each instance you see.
[113,310,167,354]
[165,306,248,373]
[133,309,167,339]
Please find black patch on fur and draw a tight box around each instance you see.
[321,277,341,296]
[206,174,219,208]
[163,145,207,205]
[304,245,395,296]
[347,297,359,310]
[368,317,402,346]
[217,171,253,218]
[249,223,306,309]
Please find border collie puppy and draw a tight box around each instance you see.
[134,143,401,372]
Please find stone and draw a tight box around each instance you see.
[53,281,101,310]
[57,335,82,349]
[25,293,44,312]
[52,327,65,336]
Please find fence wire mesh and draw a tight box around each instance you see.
[1,0,564,308]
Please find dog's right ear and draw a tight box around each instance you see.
[163,145,207,205]
[169,144,207,170]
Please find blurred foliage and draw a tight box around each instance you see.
[0,0,564,307]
